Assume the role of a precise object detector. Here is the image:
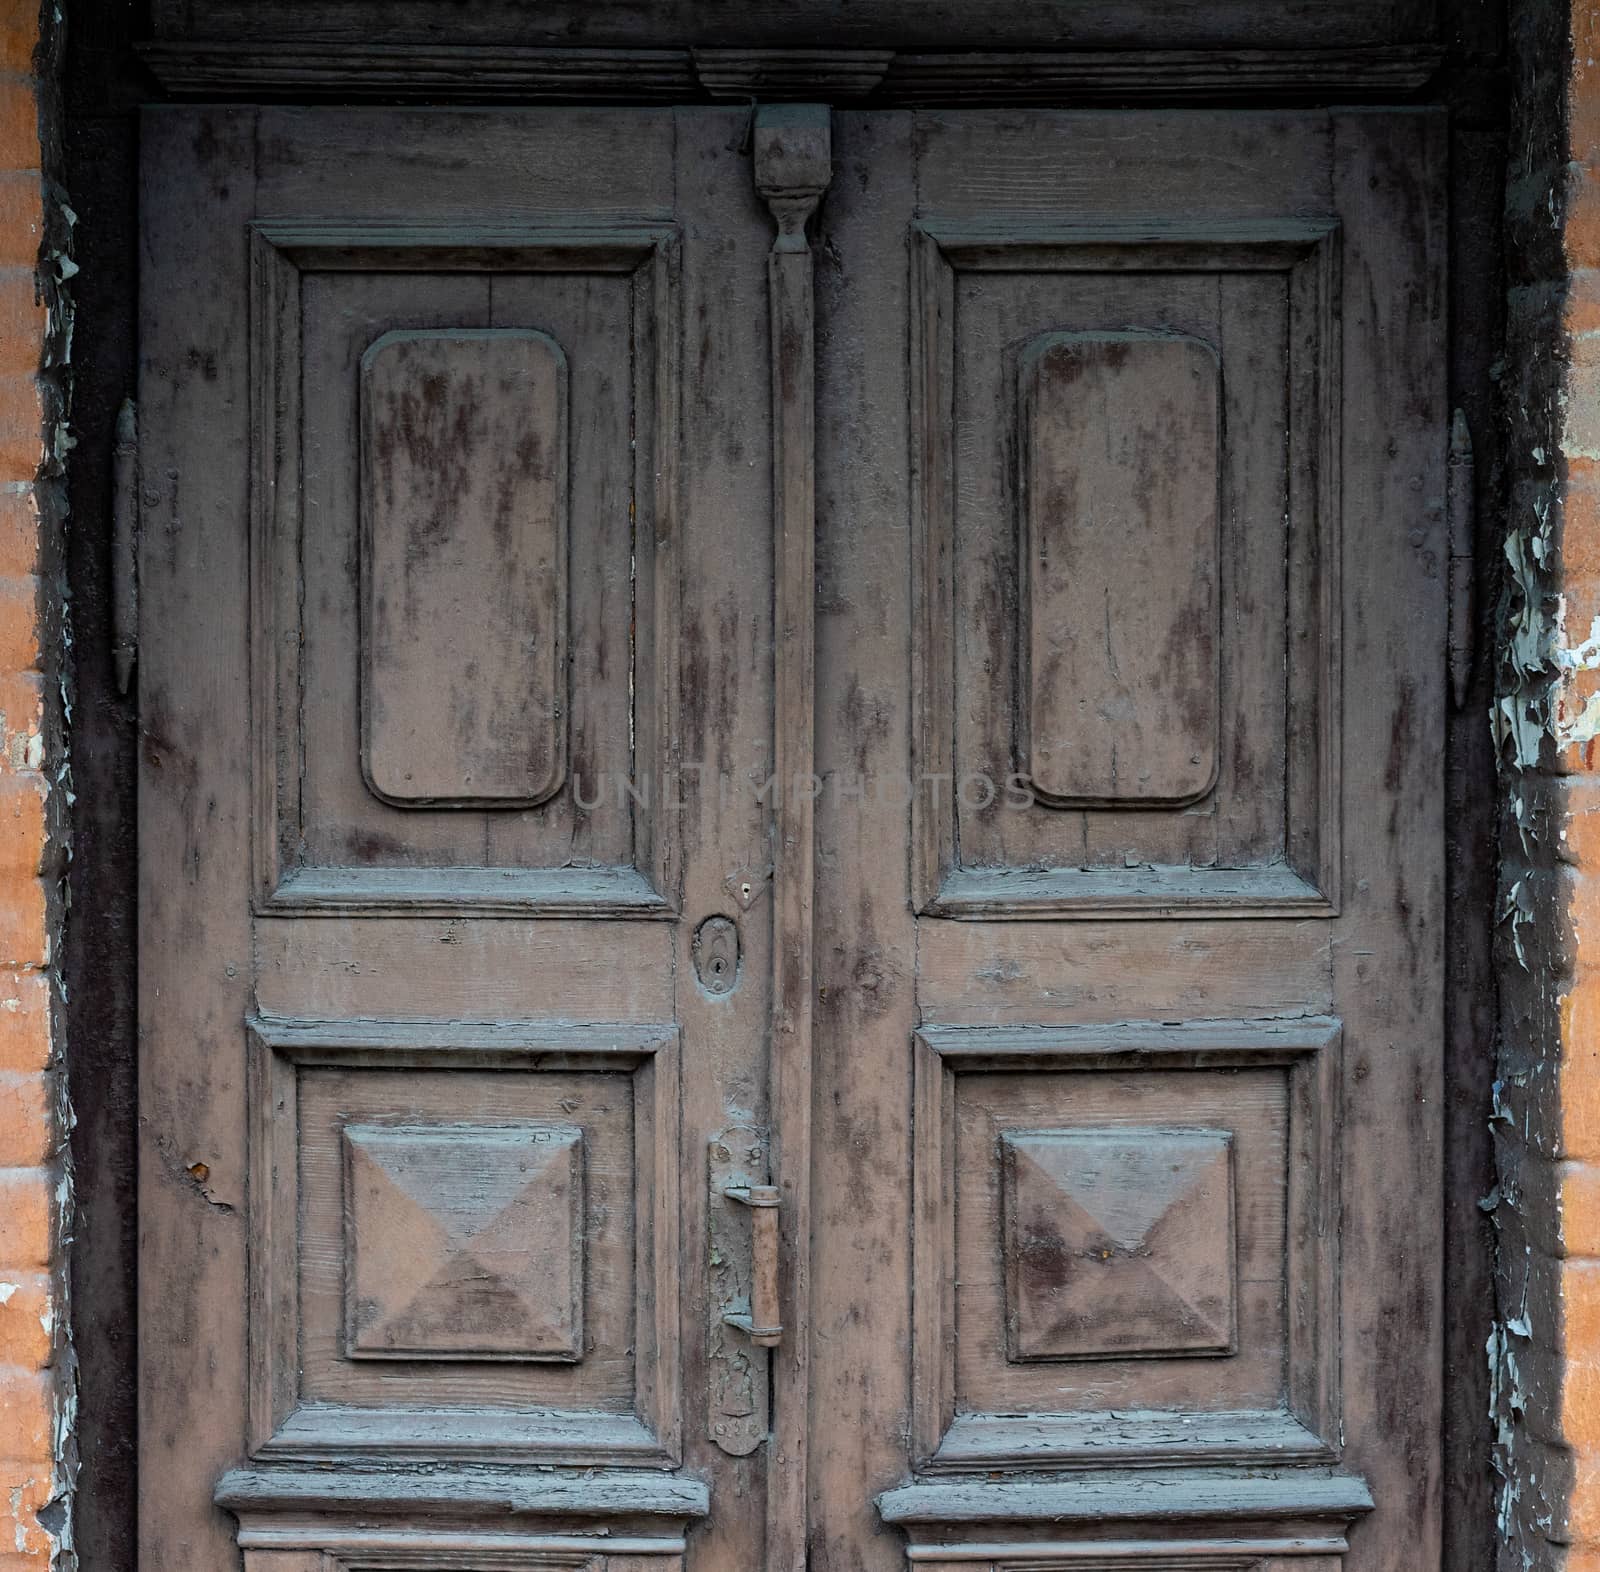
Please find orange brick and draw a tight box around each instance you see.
[0,971,45,1077]
[0,79,39,177]
[0,574,39,675]
[0,1368,50,1458]
[0,1169,49,1268]
[1573,187,1600,274]
[0,667,44,764]
[0,1073,47,1167]
[0,490,35,579]
[0,271,43,379]
[1574,1444,1600,1544]
[1572,335,1600,457]
[1570,192,1600,278]
[1574,1260,1600,1344]
[0,774,46,880]
[1562,822,1600,1156]
[1567,1162,1600,1256]
[0,176,38,272]
[1571,270,1600,338]
[0,372,41,481]
[0,879,46,970]
[1563,460,1600,580]
[0,1272,50,1369]
[1565,1012,1600,1158]
[0,1465,51,1562]
[0,1,39,78]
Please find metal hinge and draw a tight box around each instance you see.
[1447,407,1476,711]
[112,397,139,695]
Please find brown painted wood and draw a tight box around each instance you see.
[359,326,569,807]
[812,107,1444,1572]
[1017,330,1220,807]
[754,101,832,1572]
[140,105,773,1569]
[135,40,1446,106]
[145,1,1438,52]
[140,97,1447,1572]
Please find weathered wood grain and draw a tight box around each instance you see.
[1018,331,1220,807]
[138,102,260,1572]
[138,38,1446,112]
[141,104,770,1566]
[665,104,780,1572]
[147,0,1439,52]
[360,327,569,807]
[754,101,832,1572]
[140,96,1446,1572]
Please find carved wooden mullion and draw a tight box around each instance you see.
[753,102,831,1572]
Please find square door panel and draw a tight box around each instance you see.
[909,221,1340,919]
[250,220,681,917]
[911,1019,1339,1471]
[246,1018,681,1465]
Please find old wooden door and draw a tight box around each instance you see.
[139,103,1445,1572]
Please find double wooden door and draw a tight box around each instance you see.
[139,104,1445,1572]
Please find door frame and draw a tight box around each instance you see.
[59,6,1507,1568]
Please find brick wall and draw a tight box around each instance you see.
[1493,2,1600,1568]
[0,0,71,1568]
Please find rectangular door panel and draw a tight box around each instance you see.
[254,218,679,915]
[911,216,1338,918]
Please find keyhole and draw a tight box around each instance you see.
[694,914,741,997]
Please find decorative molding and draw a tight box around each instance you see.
[341,1119,586,1362]
[901,1548,1328,1568]
[695,48,893,100]
[138,41,1441,106]
[752,101,832,1572]
[878,1466,1372,1566]
[248,218,681,917]
[219,1464,705,1567]
[877,43,1442,103]
[909,1019,1342,1473]
[219,1463,708,1523]
[931,1409,1328,1474]
[879,1466,1374,1525]
[139,41,702,101]
[908,218,1341,920]
[241,1017,682,1470]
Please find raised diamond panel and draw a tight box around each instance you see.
[343,1120,584,1362]
[1000,1126,1236,1361]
